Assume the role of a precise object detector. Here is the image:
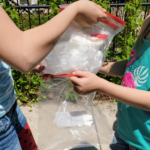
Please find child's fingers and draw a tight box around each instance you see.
[98,9,107,19]
[102,62,108,67]
[41,74,51,81]
[32,65,45,73]
[97,5,106,13]
[73,86,80,94]
[31,64,40,73]
[95,5,107,19]
[73,86,88,95]
[71,81,78,86]
[70,76,81,85]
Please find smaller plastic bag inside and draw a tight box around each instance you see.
[43,4,125,75]
[38,78,113,150]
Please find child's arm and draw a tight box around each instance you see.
[99,60,128,77]
[0,1,107,73]
[70,71,150,111]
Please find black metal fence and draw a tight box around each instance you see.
[3,0,148,55]
[3,0,150,30]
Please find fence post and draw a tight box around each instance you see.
[47,0,49,20]
[38,0,41,25]
[27,0,31,28]
[144,0,148,18]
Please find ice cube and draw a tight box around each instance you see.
[70,48,79,55]
[69,53,88,68]
[92,58,99,67]
[70,34,90,46]
[90,58,103,74]
[96,51,103,60]
[60,61,72,74]
[87,49,97,59]
[78,45,89,53]
[59,55,70,63]
[78,60,89,71]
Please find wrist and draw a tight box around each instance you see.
[96,77,109,93]
[73,1,85,14]
[99,62,110,75]
[69,1,80,15]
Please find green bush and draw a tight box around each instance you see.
[11,69,42,106]
[0,0,149,105]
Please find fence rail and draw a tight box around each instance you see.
[14,2,150,8]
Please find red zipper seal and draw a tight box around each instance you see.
[41,74,76,80]
[99,19,119,30]
[105,12,125,27]
[59,6,125,29]
[91,34,108,39]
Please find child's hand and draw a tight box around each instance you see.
[101,62,109,67]
[31,63,45,73]
[99,62,109,74]
[74,1,107,27]
[70,70,104,95]
[31,61,51,81]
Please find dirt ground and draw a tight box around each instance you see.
[20,100,117,150]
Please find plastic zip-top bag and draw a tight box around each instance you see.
[38,79,113,150]
[38,4,125,150]
[43,4,125,75]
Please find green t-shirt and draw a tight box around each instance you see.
[117,38,150,150]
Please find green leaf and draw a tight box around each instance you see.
[29,90,36,94]
[17,100,23,106]
[21,97,29,102]
[28,103,32,108]
[35,98,38,102]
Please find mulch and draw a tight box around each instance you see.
[94,92,113,101]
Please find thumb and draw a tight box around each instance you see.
[97,8,107,19]
[72,70,88,77]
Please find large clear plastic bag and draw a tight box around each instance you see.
[38,5,125,150]
[38,78,113,150]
